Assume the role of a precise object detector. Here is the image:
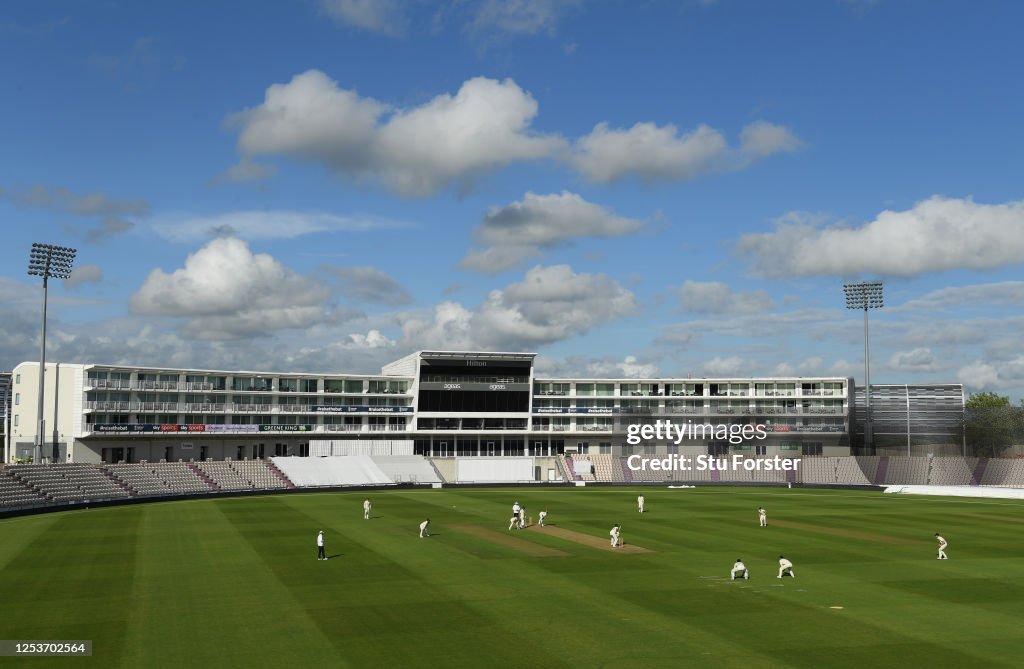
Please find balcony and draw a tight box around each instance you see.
[184,403,226,413]
[88,379,132,390]
[85,400,131,411]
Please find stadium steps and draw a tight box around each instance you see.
[559,455,580,481]
[873,457,889,484]
[971,458,988,486]
[0,469,49,507]
[425,457,448,483]
[854,456,880,482]
[619,458,633,482]
[558,456,575,481]
[186,463,220,491]
[100,467,135,495]
[265,460,296,488]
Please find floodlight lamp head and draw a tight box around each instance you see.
[843,281,884,310]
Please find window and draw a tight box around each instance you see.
[13,415,18,427]
[14,393,19,406]
[802,442,823,456]
[707,442,729,456]
[15,373,20,384]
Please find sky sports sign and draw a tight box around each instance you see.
[90,424,315,433]
[311,405,414,413]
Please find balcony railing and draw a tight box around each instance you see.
[85,400,131,411]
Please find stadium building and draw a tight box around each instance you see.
[852,384,965,454]
[0,372,10,464]
[5,350,964,468]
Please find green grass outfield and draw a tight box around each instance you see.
[1,486,1023,668]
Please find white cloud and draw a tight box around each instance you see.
[771,357,825,376]
[228,71,564,197]
[1,183,148,217]
[571,120,799,184]
[324,266,413,305]
[66,264,103,289]
[151,210,401,243]
[888,347,939,373]
[319,0,405,36]
[572,122,726,183]
[460,191,644,273]
[677,280,773,314]
[585,355,659,378]
[898,281,1024,311]
[344,329,396,348]
[826,359,861,378]
[459,247,544,274]
[1,183,147,241]
[702,356,745,376]
[129,237,346,339]
[737,196,1024,277]
[534,353,660,379]
[740,120,803,157]
[400,265,635,350]
[466,0,579,37]
[228,71,800,194]
[956,359,1024,390]
[212,158,277,184]
[86,216,134,242]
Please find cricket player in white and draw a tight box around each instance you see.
[731,558,749,580]
[935,533,948,559]
[777,555,795,578]
[509,514,519,530]
[316,530,326,560]
[610,524,621,547]
[419,518,430,538]
[538,510,548,527]
[363,499,371,520]
[512,501,521,518]
[518,507,526,529]
[637,495,645,513]
[758,507,767,527]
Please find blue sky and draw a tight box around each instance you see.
[1,0,1023,398]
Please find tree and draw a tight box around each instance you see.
[964,392,1018,457]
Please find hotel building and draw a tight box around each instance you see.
[4,351,959,464]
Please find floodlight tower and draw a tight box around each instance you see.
[844,281,883,452]
[27,243,77,463]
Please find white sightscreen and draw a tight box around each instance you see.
[456,457,534,482]
[573,459,593,476]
